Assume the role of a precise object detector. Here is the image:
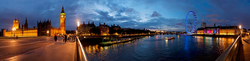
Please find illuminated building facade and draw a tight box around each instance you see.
[4,28,38,36]
[110,24,121,30]
[2,6,66,37]
[98,23,109,35]
[13,18,19,29]
[110,24,121,35]
[37,20,61,36]
[77,22,110,36]
[60,6,66,34]
[197,24,240,35]
[77,21,96,35]
[3,17,38,37]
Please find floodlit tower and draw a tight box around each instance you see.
[13,18,19,29]
[23,17,28,29]
[60,6,66,34]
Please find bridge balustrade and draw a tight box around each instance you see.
[75,36,89,61]
[216,34,242,61]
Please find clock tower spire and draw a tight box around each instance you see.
[60,6,66,34]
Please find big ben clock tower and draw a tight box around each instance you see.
[60,6,66,34]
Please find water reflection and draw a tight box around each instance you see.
[84,35,235,61]
[155,35,158,39]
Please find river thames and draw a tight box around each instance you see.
[83,34,235,61]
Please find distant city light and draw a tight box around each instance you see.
[47,30,49,33]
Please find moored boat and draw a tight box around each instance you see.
[164,37,175,40]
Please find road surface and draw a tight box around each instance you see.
[0,36,77,61]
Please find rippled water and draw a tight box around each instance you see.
[84,35,235,61]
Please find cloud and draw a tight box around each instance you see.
[0,0,83,30]
[201,19,206,21]
[208,18,229,22]
[206,14,220,18]
[206,18,230,26]
[175,22,185,27]
[151,11,161,17]
[123,17,187,31]
[95,10,115,20]
[0,0,249,30]
[176,23,183,25]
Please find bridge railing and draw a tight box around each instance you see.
[216,34,242,61]
[75,36,89,61]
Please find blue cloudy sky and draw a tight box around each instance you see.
[0,0,249,31]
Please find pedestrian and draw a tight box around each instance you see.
[63,35,65,41]
[64,35,67,43]
[54,35,57,42]
[73,35,76,42]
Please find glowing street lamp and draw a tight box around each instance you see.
[12,28,16,31]
[12,28,16,37]
[239,25,242,29]
[77,21,80,26]
[239,25,243,34]
[77,21,80,35]
[47,30,49,36]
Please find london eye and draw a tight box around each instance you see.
[185,11,197,34]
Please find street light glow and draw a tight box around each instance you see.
[77,21,80,27]
[12,28,16,31]
[239,25,242,29]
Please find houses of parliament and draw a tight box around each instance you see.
[1,6,66,37]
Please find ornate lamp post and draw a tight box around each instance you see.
[239,25,242,29]
[77,21,80,27]
[77,21,80,35]
[47,30,49,36]
[12,28,16,38]
[239,25,242,35]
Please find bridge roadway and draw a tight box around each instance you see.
[238,35,250,61]
[0,37,75,61]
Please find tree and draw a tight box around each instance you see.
[90,27,100,35]
[109,27,115,35]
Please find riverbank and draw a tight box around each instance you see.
[79,34,156,38]
[191,34,238,38]
[79,35,152,46]
[99,36,145,46]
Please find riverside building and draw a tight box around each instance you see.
[1,6,66,37]
[196,23,241,35]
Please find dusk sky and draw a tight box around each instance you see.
[0,0,249,31]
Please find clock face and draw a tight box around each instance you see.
[61,15,64,18]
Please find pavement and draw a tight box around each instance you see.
[238,35,250,61]
[0,37,76,61]
[0,36,50,39]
